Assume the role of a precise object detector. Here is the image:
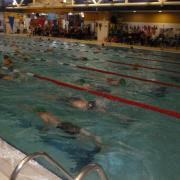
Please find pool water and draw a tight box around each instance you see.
[0,35,180,180]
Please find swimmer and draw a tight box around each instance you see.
[0,66,28,81]
[75,78,94,89]
[151,87,168,98]
[89,75,126,86]
[1,55,14,74]
[3,55,13,68]
[35,108,102,147]
[0,74,13,80]
[63,97,106,112]
[106,78,126,86]
[60,97,98,110]
[80,57,88,61]
[45,47,54,52]
[36,92,105,112]
[75,78,110,93]
[132,63,140,70]
[93,47,101,54]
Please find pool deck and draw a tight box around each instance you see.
[1,33,180,54]
[0,138,61,180]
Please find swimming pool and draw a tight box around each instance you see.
[0,35,180,180]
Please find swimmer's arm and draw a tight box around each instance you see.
[80,128,102,147]
[39,114,50,125]
[2,75,13,80]
[47,113,61,126]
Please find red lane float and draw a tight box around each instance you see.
[34,74,180,118]
[127,56,180,66]
[143,58,180,66]
[108,60,180,74]
[76,65,180,89]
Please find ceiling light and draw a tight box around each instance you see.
[68,12,73,16]
[80,12,84,18]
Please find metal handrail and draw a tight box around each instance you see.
[10,151,74,180]
[10,151,108,180]
[76,163,108,180]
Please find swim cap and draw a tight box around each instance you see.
[120,79,126,86]
[76,78,86,85]
[4,55,9,59]
[33,107,47,113]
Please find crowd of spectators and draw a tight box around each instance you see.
[108,25,180,48]
[14,15,180,48]
[28,16,95,40]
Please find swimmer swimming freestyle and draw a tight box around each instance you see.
[34,107,102,147]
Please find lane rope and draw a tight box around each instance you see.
[142,58,180,66]
[75,65,180,89]
[33,74,180,118]
[108,60,180,74]
[126,56,180,66]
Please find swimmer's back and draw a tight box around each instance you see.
[57,122,80,135]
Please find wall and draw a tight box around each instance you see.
[115,12,180,35]
[118,12,180,24]
[85,12,180,24]
[84,12,110,21]
[0,13,4,32]
[84,12,180,40]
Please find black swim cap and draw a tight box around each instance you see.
[33,107,47,113]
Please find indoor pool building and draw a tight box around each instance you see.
[0,0,180,180]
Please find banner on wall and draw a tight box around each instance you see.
[8,16,14,31]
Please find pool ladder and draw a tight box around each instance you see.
[10,151,108,180]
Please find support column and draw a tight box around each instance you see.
[0,13,4,32]
[97,19,109,43]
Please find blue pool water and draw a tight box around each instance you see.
[0,35,180,180]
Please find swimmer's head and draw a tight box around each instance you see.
[76,78,86,85]
[119,79,126,86]
[33,107,47,113]
[133,63,140,70]
[3,55,9,59]
[3,55,13,66]
[87,101,96,110]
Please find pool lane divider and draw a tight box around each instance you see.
[75,65,180,89]
[127,56,180,66]
[33,74,180,118]
[108,60,180,74]
[58,62,180,89]
[142,58,180,66]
